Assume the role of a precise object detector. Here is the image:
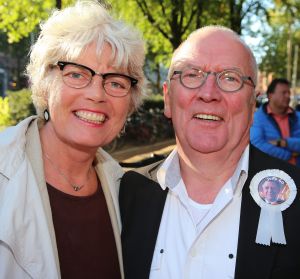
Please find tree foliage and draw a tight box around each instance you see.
[6,89,36,125]
[2,0,297,91]
[259,0,300,81]
[227,0,266,34]
[109,0,267,92]
[0,97,11,129]
[0,0,53,43]
[0,0,74,43]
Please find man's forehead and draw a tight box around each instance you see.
[171,31,251,72]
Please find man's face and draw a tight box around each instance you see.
[268,83,290,112]
[261,181,281,202]
[163,30,256,158]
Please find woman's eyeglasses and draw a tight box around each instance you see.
[53,61,138,97]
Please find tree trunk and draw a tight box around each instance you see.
[56,0,62,9]
[156,63,161,94]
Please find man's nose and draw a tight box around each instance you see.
[195,74,221,102]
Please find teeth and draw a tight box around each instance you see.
[75,111,106,124]
[194,114,221,121]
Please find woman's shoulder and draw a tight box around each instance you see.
[0,116,38,147]
[0,116,39,179]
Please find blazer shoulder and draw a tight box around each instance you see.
[123,159,163,182]
[250,144,300,185]
[120,160,166,204]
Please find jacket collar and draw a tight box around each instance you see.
[0,116,61,278]
[234,145,278,278]
[94,148,125,278]
[262,102,296,118]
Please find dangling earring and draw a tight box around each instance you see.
[118,121,126,138]
[44,109,50,122]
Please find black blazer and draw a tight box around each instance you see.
[119,145,300,279]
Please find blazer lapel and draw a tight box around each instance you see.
[95,150,124,278]
[120,164,168,279]
[235,146,277,279]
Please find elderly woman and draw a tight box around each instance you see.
[0,1,145,278]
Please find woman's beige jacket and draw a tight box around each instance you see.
[0,116,124,278]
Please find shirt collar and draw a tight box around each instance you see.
[267,104,293,115]
[157,147,180,190]
[157,145,250,196]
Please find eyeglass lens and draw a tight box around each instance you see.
[179,68,244,92]
[61,64,132,97]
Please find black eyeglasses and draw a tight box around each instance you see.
[171,67,255,92]
[54,61,138,97]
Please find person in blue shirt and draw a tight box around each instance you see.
[250,78,300,166]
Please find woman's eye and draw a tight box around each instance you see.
[110,82,124,89]
[69,72,83,79]
[63,68,90,80]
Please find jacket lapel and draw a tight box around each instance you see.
[235,145,277,279]
[95,149,125,279]
[120,164,168,279]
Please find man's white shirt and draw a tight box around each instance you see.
[150,145,249,279]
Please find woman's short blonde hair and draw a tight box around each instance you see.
[27,0,146,117]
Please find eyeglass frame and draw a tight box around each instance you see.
[53,61,138,97]
[171,67,256,93]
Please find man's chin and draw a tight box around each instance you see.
[188,141,225,154]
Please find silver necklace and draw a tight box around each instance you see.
[44,153,92,191]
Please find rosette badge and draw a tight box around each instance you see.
[250,169,297,246]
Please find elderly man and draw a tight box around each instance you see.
[250,78,300,166]
[119,26,300,279]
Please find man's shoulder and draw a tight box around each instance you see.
[254,104,268,116]
[123,159,163,181]
[294,110,300,119]
[119,160,168,207]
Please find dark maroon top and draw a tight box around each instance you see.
[47,182,121,279]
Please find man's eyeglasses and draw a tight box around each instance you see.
[53,61,138,97]
[171,67,255,92]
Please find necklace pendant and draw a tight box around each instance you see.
[73,185,82,191]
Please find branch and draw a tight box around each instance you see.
[178,0,185,32]
[182,2,198,35]
[135,0,171,41]
[241,0,264,20]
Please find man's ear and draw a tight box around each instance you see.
[163,81,171,118]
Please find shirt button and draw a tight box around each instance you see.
[190,248,197,258]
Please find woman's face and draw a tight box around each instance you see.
[46,42,132,152]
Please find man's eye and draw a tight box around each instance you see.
[186,73,198,78]
[225,76,237,82]
[183,72,199,79]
